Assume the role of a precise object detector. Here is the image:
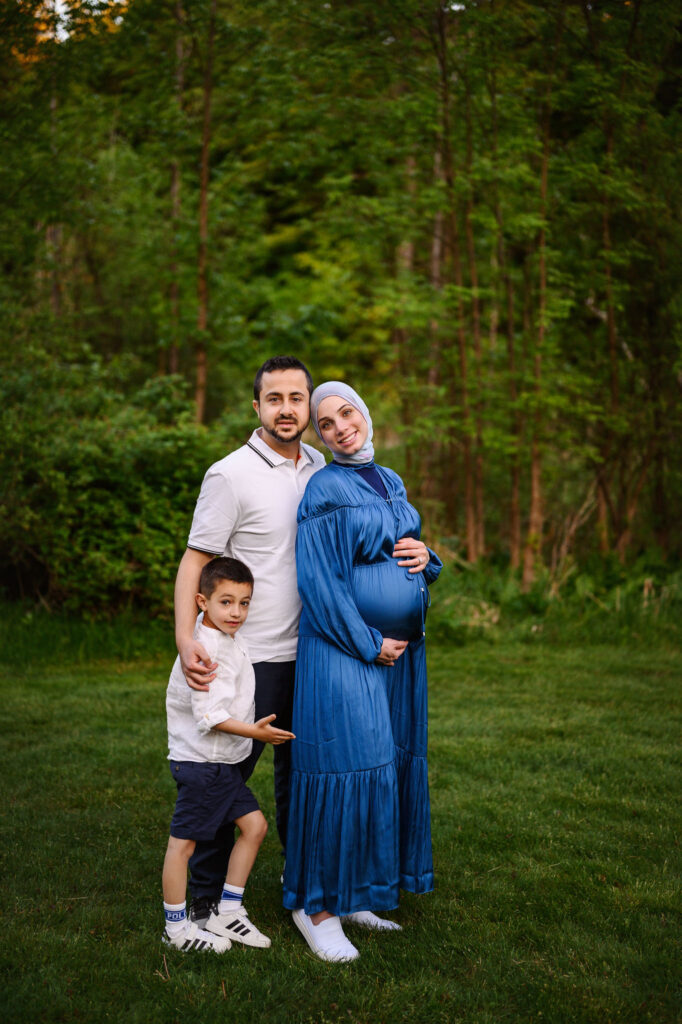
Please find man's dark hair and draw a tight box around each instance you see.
[199,556,254,597]
[253,356,314,401]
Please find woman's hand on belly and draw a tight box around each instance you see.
[375,638,408,667]
[393,537,430,574]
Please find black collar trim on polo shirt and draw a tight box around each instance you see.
[247,439,315,467]
[246,440,277,467]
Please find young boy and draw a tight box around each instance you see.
[162,556,294,952]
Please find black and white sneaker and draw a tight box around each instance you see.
[189,896,218,929]
[205,906,271,948]
[162,920,231,953]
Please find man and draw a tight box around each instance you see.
[174,355,326,924]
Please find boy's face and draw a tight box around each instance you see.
[196,580,253,635]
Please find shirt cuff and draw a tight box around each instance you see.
[196,709,231,734]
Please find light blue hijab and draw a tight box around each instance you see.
[310,381,375,465]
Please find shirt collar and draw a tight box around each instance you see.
[247,428,314,467]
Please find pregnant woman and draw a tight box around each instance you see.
[283,381,442,962]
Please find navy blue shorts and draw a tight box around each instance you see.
[169,761,260,841]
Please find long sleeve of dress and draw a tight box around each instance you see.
[423,549,443,586]
[296,508,383,664]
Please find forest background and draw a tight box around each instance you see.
[1,0,681,629]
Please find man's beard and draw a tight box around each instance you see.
[262,419,306,444]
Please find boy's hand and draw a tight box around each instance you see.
[252,714,295,746]
[179,639,217,691]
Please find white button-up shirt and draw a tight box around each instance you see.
[187,429,326,662]
[167,620,254,764]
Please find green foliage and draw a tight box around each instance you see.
[428,557,682,649]
[1,0,681,578]
[0,354,229,614]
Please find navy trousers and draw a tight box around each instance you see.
[187,660,295,901]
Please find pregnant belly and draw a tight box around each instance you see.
[351,560,427,641]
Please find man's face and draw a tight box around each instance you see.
[253,369,311,445]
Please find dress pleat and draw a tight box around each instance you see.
[284,762,400,916]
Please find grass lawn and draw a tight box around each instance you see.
[1,632,680,1023]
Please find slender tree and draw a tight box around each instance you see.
[522,4,566,590]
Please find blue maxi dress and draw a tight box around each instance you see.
[282,461,442,917]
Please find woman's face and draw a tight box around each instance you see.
[317,396,369,456]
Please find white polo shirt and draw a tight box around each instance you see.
[187,429,326,662]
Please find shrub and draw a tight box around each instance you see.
[0,355,230,615]
[427,558,682,647]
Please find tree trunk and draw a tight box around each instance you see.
[615,450,652,561]
[195,0,217,423]
[522,202,548,589]
[429,150,443,391]
[507,267,522,570]
[550,483,596,586]
[166,0,186,377]
[435,6,476,559]
[47,13,61,317]
[522,8,565,589]
[582,0,642,553]
[395,155,417,490]
[421,150,445,530]
[596,476,610,554]
[464,78,485,558]
[487,42,522,569]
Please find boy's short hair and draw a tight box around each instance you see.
[199,557,254,597]
[253,356,314,400]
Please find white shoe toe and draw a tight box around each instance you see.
[292,909,359,962]
[206,907,271,948]
[163,920,231,953]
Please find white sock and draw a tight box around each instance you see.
[342,910,402,931]
[220,883,245,911]
[164,900,187,938]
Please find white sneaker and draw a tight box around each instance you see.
[341,911,402,931]
[162,920,231,953]
[292,909,359,962]
[205,905,271,948]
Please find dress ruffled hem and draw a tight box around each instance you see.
[400,870,435,894]
[283,761,401,917]
[395,744,434,893]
